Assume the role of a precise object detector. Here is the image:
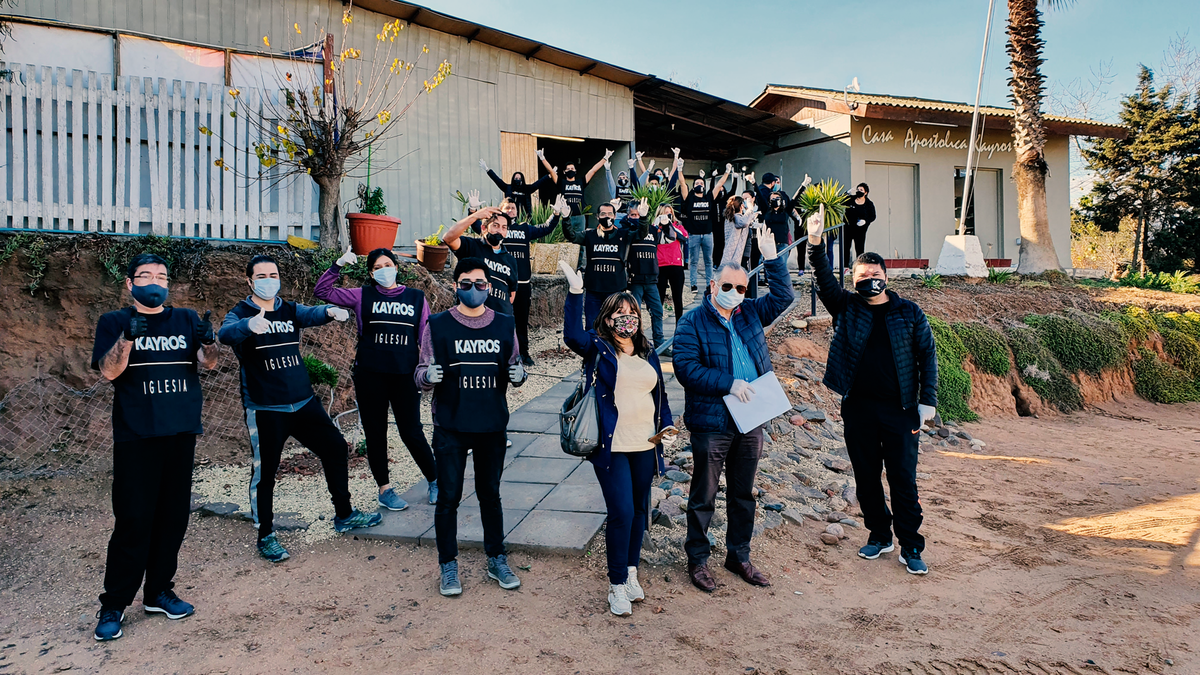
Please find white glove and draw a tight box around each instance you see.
[536,148,546,161]
[635,151,644,160]
[806,204,826,243]
[671,147,680,158]
[655,214,669,226]
[725,163,733,175]
[918,404,937,427]
[729,379,756,403]
[327,306,350,322]
[608,198,622,213]
[746,171,755,184]
[478,158,489,172]
[698,169,706,179]
[756,224,777,261]
[247,307,270,335]
[603,148,614,160]
[637,199,649,218]
[553,194,570,217]
[424,364,443,385]
[646,160,655,174]
[467,188,482,210]
[857,219,866,226]
[660,427,678,447]
[604,160,611,171]
[509,363,526,384]
[558,260,584,293]
[335,246,357,267]
[626,158,636,168]
[675,157,684,170]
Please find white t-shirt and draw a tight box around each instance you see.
[611,352,657,453]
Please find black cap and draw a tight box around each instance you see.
[762,173,778,184]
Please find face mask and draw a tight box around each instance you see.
[771,183,780,192]
[598,216,614,231]
[611,314,639,339]
[485,232,504,247]
[714,287,744,310]
[856,190,864,198]
[512,175,524,186]
[252,278,280,300]
[694,186,704,195]
[564,169,577,179]
[131,283,168,308]
[855,278,887,298]
[373,267,397,286]
[617,175,629,187]
[456,287,489,309]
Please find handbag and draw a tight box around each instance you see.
[560,363,601,458]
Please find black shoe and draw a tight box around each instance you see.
[144,590,195,620]
[94,608,124,641]
[899,548,929,575]
[858,540,895,560]
[691,285,698,292]
[521,354,535,367]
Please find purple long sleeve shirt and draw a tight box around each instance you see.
[414,307,523,421]
[313,264,430,344]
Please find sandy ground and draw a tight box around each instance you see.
[2,395,1197,674]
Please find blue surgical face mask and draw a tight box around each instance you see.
[373,266,397,286]
[252,278,280,300]
[714,287,744,310]
[456,287,489,309]
[131,283,168,308]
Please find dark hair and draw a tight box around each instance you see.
[854,252,887,273]
[366,249,398,282]
[245,254,278,278]
[594,292,649,358]
[126,253,169,279]
[723,195,744,222]
[857,183,869,193]
[453,256,490,281]
[597,203,615,216]
[511,172,524,183]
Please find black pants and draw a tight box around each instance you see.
[657,265,685,321]
[685,425,763,565]
[845,225,869,268]
[514,282,533,359]
[841,397,924,551]
[246,397,352,539]
[100,433,195,609]
[433,427,508,564]
[712,223,726,270]
[593,450,657,584]
[353,370,437,487]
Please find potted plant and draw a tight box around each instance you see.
[796,179,849,240]
[415,225,450,273]
[347,183,401,254]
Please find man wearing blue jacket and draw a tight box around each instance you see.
[672,224,794,593]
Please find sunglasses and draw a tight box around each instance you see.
[456,279,490,291]
[719,283,747,295]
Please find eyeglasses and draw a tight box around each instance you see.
[133,273,169,283]
[719,283,747,295]
[456,279,490,291]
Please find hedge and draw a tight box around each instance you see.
[1023,310,1127,375]
[952,322,1012,376]
[1133,348,1200,403]
[928,316,977,422]
[1005,325,1084,412]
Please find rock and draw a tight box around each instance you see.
[781,508,806,527]
[660,480,674,491]
[801,409,828,423]
[669,487,685,497]
[793,471,816,487]
[762,511,783,530]
[659,495,686,517]
[824,523,846,539]
[819,455,852,473]
[197,502,241,518]
[839,518,860,528]
[827,496,849,512]
[936,428,951,438]
[792,446,816,459]
[789,319,809,330]
[189,492,205,512]
[650,487,667,509]
[273,513,309,532]
[954,430,973,441]
[751,521,764,539]
[795,430,823,449]
[827,511,850,523]
[777,336,824,359]
[842,485,858,506]
[791,485,827,501]
[945,420,959,428]
[916,472,931,480]
[674,450,693,461]
[820,532,840,545]
[946,436,960,446]
[652,509,675,528]
[762,500,784,512]
[971,439,986,448]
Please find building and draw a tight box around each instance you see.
[746,85,1126,268]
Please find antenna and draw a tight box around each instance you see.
[844,77,861,111]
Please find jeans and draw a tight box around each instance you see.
[246,398,352,539]
[354,370,437,486]
[593,450,657,584]
[841,396,924,552]
[584,290,609,332]
[688,233,714,288]
[433,427,508,564]
[100,433,195,609]
[685,425,763,565]
[514,282,533,359]
[657,266,686,322]
[627,282,664,346]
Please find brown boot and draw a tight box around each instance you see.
[688,562,717,593]
[724,555,771,587]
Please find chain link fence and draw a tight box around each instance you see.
[0,321,362,479]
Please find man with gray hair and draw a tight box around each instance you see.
[672,224,795,592]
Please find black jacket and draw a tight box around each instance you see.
[809,241,937,410]
[844,197,877,229]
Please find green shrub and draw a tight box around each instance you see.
[987,268,1015,284]
[1023,310,1126,375]
[303,354,340,388]
[1104,306,1158,341]
[1006,326,1084,412]
[1121,271,1200,294]
[921,274,943,290]
[952,322,1012,376]
[1156,311,1200,341]
[1132,348,1200,403]
[927,316,977,422]
[1160,328,1200,380]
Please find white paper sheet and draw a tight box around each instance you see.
[722,371,793,434]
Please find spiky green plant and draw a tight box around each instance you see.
[796,179,848,234]
[630,184,678,223]
[530,202,566,244]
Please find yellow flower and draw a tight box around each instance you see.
[294,22,301,34]
[365,131,373,139]
[213,158,225,168]
[262,36,270,47]
[307,148,315,156]
[342,9,352,25]
[276,125,288,136]
[228,88,241,97]
[422,45,429,54]
[377,110,391,125]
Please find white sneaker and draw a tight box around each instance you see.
[625,566,645,602]
[608,583,632,616]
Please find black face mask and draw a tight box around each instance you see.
[564,169,577,179]
[694,186,704,195]
[617,176,629,187]
[485,232,504,247]
[855,278,886,298]
[512,175,524,186]
[598,216,614,231]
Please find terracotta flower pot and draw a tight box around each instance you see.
[347,213,401,254]
[415,239,450,273]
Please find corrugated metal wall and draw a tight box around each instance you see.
[7,0,635,245]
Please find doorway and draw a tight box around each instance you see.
[954,167,1002,258]
[863,162,919,259]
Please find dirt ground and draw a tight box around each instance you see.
[1,395,1197,674]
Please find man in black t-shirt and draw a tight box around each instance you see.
[568,201,634,329]
[444,205,520,316]
[90,253,220,642]
[683,166,733,291]
[478,158,554,217]
[539,148,610,243]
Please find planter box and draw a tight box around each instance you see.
[883,258,929,269]
[531,242,581,274]
[985,259,1012,268]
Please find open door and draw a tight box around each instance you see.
[500,132,541,209]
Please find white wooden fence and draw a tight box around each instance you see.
[1,63,318,241]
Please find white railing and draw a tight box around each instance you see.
[1,63,318,241]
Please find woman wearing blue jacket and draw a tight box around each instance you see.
[559,261,676,618]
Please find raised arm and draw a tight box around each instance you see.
[603,162,616,200]
[584,150,612,184]
[712,163,733,195]
[537,149,557,183]
[443,205,499,251]
[97,336,133,381]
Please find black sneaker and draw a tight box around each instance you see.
[333,509,383,533]
[691,285,698,292]
[857,540,895,560]
[144,590,195,620]
[899,548,929,575]
[257,532,290,563]
[94,608,124,641]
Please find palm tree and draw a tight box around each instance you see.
[1007,0,1072,273]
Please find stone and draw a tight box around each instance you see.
[828,496,848,512]
[827,511,850,523]
[675,450,693,461]
[650,487,667,509]
[762,511,783,530]
[792,446,816,459]
[197,502,241,518]
[659,495,687,517]
[824,523,846,539]
[273,513,310,532]
[820,455,852,473]
[971,439,987,448]
[762,500,784,512]
[792,484,826,501]
[801,409,827,423]
[936,428,951,438]
[839,518,860,528]
[669,487,685,497]
[660,481,674,491]
[820,532,840,545]
[954,430,973,441]
[789,319,808,330]
[652,509,674,528]
[916,472,932,480]
[796,430,823,449]
[665,470,691,483]
[777,336,823,359]
[751,521,765,539]
[781,508,806,527]
[842,485,858,506]
[946,420,959,428]
[793,471,816,487]
[946,436,960,446]
[798,506,823,521]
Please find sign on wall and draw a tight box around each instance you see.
[860,124,1014,159]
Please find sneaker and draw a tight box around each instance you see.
[625,566,644,602]
[439,560,462,596]
[487,554,521,590]
[521,354,535,367]
[333,509,383,533]
[257,533,290,563]
[377,488,409,512]
[858,540,895,560]
[428,479,439,505]
[899,548,929,575]
[94,608,124,641]
[608,583,632,616]
[143,590,195,619]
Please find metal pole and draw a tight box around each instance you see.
[958,0,997,235]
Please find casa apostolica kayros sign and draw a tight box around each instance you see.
[860,124,1014,159]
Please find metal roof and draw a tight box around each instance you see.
[752,84,1126,138]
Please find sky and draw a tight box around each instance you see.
[423,0,1199,122]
